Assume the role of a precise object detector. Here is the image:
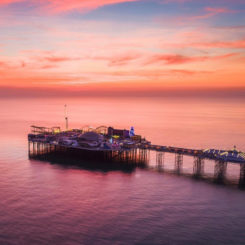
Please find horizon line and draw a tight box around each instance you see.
[1,86,245,98]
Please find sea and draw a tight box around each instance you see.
[0,96,245,245]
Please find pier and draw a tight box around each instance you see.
[28,125,245,187]
[28,141,149,167]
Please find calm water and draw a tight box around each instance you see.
[0,96,245,245]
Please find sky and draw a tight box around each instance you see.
[0,0,245,96]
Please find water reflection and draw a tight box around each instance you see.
[29,153,137,173]
[29,150,245,190]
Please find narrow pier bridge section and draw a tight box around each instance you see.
[140,144,245,186]
[141,144,245,163]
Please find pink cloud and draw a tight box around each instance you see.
[89,69,213,78]
[156,6,238,25]
[107,53,141,66]
[216,25,245,31]
[22,50,81,68]
[144,53,236,65]
[205,7,236,14]
[184,7,237,21]
[145,54,198,65]
[47,0,139,13]
[40,64,58,69]
[84,52,142,66]
[40,55,80,63]
[162,0,244,3]
[0,0,139,13]
[166,38,245,49]
[162,0,192,2]
[0,50,81,72]
[0,0,22,4]
[83,51,237,66]
[193,39,245,49]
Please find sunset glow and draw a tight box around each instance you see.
[0,0,245,96]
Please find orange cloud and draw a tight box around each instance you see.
[0,60,9,67]
[36,55,80,63]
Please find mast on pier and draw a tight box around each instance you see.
[64,104,68,131]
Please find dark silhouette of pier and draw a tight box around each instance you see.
[28,140,245,188]
[28,141,149,167]
[28,123,245,188]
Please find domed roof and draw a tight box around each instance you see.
[79,131,103,142]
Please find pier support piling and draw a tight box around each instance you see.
[175,153,183,174]
[239,164,245,187]
[156,152,164,170]
[193,157,204,178]
[214,160,227,183]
